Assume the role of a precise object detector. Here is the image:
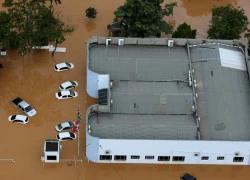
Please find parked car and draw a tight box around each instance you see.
[54,62,74,72]
[59,80,78,90]
[180,173,197,180]
[8,115,29,124]
[55,90,78,99]
[11,97,37,117]
[55,121,75,132]
[56,132,76,141]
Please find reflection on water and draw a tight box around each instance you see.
[85,21,97,32]
[181,0,238,16]
[0,0,250,180]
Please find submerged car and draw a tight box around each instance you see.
[59,81,78,90]
[55,121,75,132]
[8,115,29,124]
[11,97,37,117]
[54,62,74,72]
[55,90,78,99]
[56,132,76,141]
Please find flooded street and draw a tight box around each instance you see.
[0,0,250,180]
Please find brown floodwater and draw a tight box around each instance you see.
[167,0,250,39]
[0,0,250,180]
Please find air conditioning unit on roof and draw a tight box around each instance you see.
[106,39,111,45]
[168,40,174,47]
[118,39,124,46]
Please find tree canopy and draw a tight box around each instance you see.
[172,22,196,38]
[114,0,177,37]
[86,7,97,19]
[0,0,73,55]
[207,5,249,40]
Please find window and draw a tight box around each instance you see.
[217,156,224,160]
[172,156,185,162]
[201,156,209,160]
[114,155,126,161]
[131,155,140,159]
[158,156,170,161]
[99,155,112,160]
[233,157,244,162]
[145,156,154,160]
[47,156,57,160]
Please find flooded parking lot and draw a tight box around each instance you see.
[0,0,250,179]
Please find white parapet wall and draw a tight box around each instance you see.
[86,135,250,165]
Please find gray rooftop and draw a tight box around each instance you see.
[88,38,250,141]
[89,45,189,81]
[111,81,193,114]
[88,43,198,140]
[89,113,197,140]
[190,45,250,140]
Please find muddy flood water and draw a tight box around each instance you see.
[0,0,250,180]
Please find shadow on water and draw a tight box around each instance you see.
[85,21,97,32]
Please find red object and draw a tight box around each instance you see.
[72,126,78,133]
[75,120,80,126]
[71,120,80,133]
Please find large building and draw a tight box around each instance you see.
[86,37,250,165]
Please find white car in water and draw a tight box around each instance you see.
[55,90,78,99]
[56,132,76,141]
[55,121,75,132]
[8,115,29,124]
[59,81,78,90]
[54,62,74,72]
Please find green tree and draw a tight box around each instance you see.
[86,7,97,18]
[245,30,250,47]
[48,0,61,13]
[1,0,73,55]
[207,5,249,39]
[0,12,10,50]
[2,0,13,7]
[114,0,176,37]
[163,2,178,16]
[172,22,196,38]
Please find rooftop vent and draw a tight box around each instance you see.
[110,81,113,89]
[197,117,201,122]
[189,80,192,87]
[168,40,174,47]
[106,39,111,45]
[191,105,196,112]
[118,39,124,46]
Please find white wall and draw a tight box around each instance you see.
[86,135,250,165]
[86,69,99,98]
